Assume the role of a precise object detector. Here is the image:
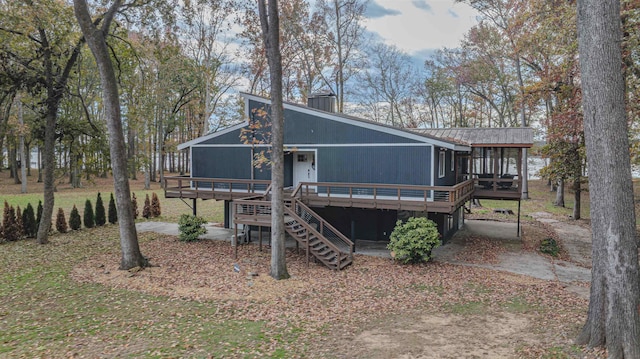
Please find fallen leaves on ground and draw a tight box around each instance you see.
[71,233,591,357]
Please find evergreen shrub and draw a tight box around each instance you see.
[84,199,95,229]
[178,214,207,242]
[387,217,441,264]
[95,193,106,226]
[69,205,82,230]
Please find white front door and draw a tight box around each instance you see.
[293,151,317,187]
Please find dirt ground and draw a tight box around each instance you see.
[71,213,598,358]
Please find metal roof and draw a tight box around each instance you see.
[413,127,534,147]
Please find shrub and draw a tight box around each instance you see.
[142,194,151,219]
[2,202,21,242]
[84,199,95,229]
[69,205,82,231]
[56,208,68,233]
[22,203,37,238]
[36,200,43,227]
[15,206,24,238]
[95,193,106,226]
[108,193,117,224]
[540,238,559,257]
[151,192,161,217]
[178,214,207,242]
[387,217,441,264]
[131,192,139,219]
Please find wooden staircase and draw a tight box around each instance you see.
[284,203,353,270]
[233,194,354,270]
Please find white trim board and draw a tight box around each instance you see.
[189,143,439,148]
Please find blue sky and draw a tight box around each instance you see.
[363,0,478,66]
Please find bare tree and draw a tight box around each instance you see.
[257,0,289,280]
[316,0,367,113]
[74,0,148,270]
[575,0,640,356]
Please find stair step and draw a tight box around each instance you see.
[315,247,334,257]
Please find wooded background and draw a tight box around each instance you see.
[1,0,639,189]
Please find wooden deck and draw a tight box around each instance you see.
[165,176,479,214]
[292,180,475,214]
[164,177,271,201]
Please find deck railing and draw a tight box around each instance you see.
[164,176,271,198]
[292,180,475,206]
[473,174,521,192]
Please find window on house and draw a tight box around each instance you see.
[439,151,446,178]
[451,152,455,172]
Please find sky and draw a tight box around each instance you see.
[362,0,479,63]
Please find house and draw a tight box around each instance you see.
[166,92,533,270]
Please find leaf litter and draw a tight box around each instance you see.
[70,229,596,358]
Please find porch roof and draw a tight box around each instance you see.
[412,127,534,148]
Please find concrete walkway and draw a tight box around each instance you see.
[436,220,591,284]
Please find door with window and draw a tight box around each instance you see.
[293,151,317,188]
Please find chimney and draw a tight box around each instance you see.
[307,91,336,113]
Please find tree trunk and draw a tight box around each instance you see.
[554,179,565,207]
[258,0,290,280]
[576,0,640,356]
[36,108,56,244]
[18,95,26,193]
[74,0,147,270]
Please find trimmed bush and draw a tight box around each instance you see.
[69,205,82,231]
[151,192,161,217]
[178,214,207,242]
[95,193,106,226]
[108,193,117,224]
[15,206,24,238]
[387,217,441,264]
[84,199,95,229]
[22,203,37,238]
[131,193,139,219]
[142,194,151,219]
[2,202,21,242]
[56,208,68,233]
[36,200,43,228]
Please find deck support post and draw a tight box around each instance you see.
[517,200,522,237]
[351,218,356,252]
[259,226,262,252]
[234,219,238,259]
[192,198,197,216]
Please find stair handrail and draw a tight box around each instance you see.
[290,182,303,198]
[289,198,354,257]
[263,184,272,197]
[284,207,348,267]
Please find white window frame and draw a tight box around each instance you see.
[438,151,446,178]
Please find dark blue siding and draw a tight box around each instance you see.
[200,128,244,145]
[192,147,251,179]
[435,146,456,186]
[318,146,431,185]
[248,100,420,145]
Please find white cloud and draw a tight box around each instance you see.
[363,0,478,55]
